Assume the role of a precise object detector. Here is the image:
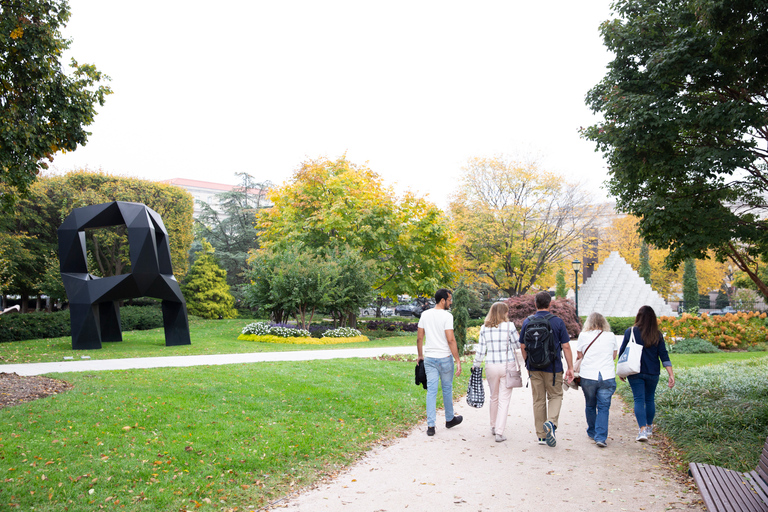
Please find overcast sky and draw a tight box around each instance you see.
[52,0,616,209]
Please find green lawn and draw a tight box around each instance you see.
[0,358,471,511]
[0,318,415,365]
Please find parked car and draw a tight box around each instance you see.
[359,305,395,317]
[394,301,420,317]
[395,298,435,317]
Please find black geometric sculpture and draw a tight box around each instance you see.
[58,201,191,350]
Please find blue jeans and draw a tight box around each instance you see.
[425,356,455,427]
[627,373,660,428]
[581,373,616,443]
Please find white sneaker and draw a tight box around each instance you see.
[644,425,653,438]
[636,429,648,442]
[491,427,496,435]
[495,434,507,443]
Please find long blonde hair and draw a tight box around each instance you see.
[484,302,510,328]
[583,312,611,332]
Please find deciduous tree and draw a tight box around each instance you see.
[583,0,768,296]
[449,155,608,296]
[258,156,455,299]
[0,0,111,210]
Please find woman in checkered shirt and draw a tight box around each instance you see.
[473,302,521,442]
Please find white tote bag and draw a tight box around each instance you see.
[616,328,643,378]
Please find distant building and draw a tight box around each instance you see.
[159,178,271,218]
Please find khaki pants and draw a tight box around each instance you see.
[529,371,564,439]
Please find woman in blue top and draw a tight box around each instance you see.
[619,305,675,442]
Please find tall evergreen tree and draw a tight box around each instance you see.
[452,286,471,355]
[182,241,237,319]
[639,241,652,285]
[683,258,699,314]
[195,172,271,301]
[555,269,567,299]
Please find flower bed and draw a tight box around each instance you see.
[658,312,768,349]
[237,334,369,344]
[239,322,368,344]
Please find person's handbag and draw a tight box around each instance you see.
[572,331,603,389]
[466,366,485,408]
[505,324,523,388]
[616,328,643,378]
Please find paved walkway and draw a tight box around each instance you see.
[0,346,417,376]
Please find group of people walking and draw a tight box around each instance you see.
[417,289,675,446]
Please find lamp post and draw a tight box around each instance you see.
[572,259,582,318]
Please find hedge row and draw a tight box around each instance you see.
[0,306,165,343]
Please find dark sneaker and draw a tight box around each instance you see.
[595,440,607,448]
[445,415,463,429]
[427,426,435,436]
[543,421,557,447]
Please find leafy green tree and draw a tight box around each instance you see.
[583,0,768,296]
[452,286,471,355]
[194,172,271,301]
[258,156,455,300]
[181,241,237,320]
[683,258,700,314]
[555,269,566,299]
[245,245,335,329]
[639,241,652,285]
[0,0,111,211]
[323,247,376,328]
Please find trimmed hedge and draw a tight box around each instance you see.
[0,306,165,343]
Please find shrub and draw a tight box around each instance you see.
[120,306,164,331]
[0,310,70,343]
[505,296,582,339]
[0,306,165,343]
[605,317,636,335]
[363,320,418,332]
[466,326,481,344]
[322,327,362,338]
[240,322,311,338]
[667,337,721,354]
[659,311,768,349]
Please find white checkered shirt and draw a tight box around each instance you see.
[474,321,520,365]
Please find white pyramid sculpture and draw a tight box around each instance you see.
[579,251,676,318]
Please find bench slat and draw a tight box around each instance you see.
[690,437,768,512]
[705,464,762,512]
[747,471,768,505]
[691,463,768,512]
[691,463,729,512]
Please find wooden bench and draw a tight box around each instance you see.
[689,437,768,512]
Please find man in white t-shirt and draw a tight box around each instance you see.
[416,288,463,436]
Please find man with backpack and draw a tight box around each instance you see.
[519,291,574,447]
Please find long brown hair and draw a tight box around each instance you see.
[635,305,661,347]
[484,302,510,328]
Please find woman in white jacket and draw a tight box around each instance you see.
[576,312,619,448]
[473,302,520,443]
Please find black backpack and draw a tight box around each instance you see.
[524,313,557,371]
